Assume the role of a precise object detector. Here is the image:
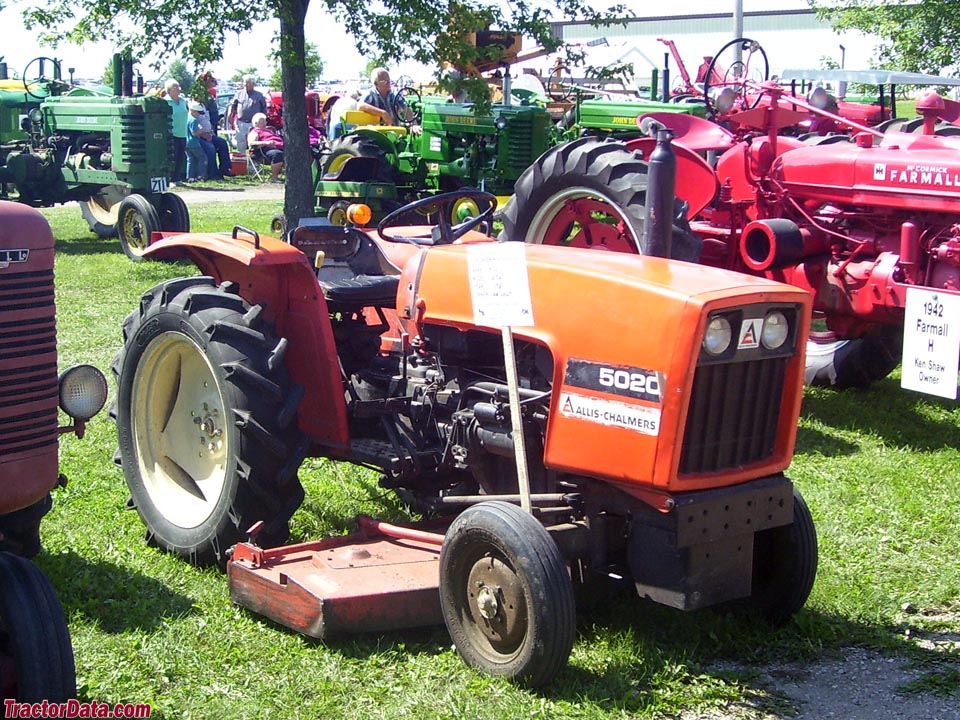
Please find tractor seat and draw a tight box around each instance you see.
[288,219,401,308]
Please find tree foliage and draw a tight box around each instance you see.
[270,40,322,89]
[20,0,628,228]
[812,0,960,75]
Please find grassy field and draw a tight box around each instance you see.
[34,200,960,718]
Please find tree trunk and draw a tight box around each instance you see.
[278,0,313,232]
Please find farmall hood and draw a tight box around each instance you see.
[772,131,960,210]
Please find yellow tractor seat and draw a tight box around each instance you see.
[342,110,408,136]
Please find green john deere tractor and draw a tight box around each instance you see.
[0,54,185,260]
[315,89,558,226]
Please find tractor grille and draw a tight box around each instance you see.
[679,356,788,475]
[505,119,535,175]
[120,115,148,165]
[0,269,59,457]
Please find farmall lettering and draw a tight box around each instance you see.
[873,162,960,187]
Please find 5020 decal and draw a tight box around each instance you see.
[565,358,663,403]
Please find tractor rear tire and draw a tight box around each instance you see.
[117,194,161,261]
[738,488,818,626]
[500,137,702,261]
[113,277,307,566]
[155,193,191,233]
[439,501,576,688]
[805,326,903,390]
[322,134,394,182]
[0,551,76,703]
[80,185,129,239]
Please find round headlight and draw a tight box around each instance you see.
[703,316,732,355]
[761,311,789,349]
[715,87,737,114]
[29,108,43,123]
[59,364,108,421]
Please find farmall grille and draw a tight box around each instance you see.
[679,357,788,474]
[0,269,59,456]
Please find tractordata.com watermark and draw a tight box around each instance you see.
[3,699,151,718]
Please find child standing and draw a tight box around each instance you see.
[185,102,208,182]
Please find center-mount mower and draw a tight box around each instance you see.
[113,188,817,687]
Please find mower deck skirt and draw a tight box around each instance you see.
[228,517,446,639]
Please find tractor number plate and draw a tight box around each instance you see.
[150,177,169,193]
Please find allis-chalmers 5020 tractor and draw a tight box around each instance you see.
[114,190,816,687]
[502,71,960,392]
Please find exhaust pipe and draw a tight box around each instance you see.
[739,219,805,271]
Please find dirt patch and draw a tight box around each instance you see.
[683,641,960,720]
[171,182,284,205]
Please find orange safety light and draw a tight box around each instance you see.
[346,203,372,227]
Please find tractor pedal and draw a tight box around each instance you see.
[349,438,412,474]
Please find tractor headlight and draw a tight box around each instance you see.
[59,365,108,421]
[28,108,42,123]
[715,87,737,114]
[761,310,789,350]
[703,315,733,356]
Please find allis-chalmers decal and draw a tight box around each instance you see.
[559,358,663,436]
[872,163,960,187]
[0,249,29,268]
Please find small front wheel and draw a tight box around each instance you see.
[117,194,161,261]
[439,501,575,688]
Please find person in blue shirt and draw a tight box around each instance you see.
[358,68,414,126]
[164,79,188,181]
[185,102,208,182]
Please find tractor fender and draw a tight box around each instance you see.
[349,128,402,156]
[143,231,351,449]
[626,136,718,219]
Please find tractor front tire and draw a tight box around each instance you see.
[0,552,75,703]
[500,137,702,261]
[439,501,576,688]
[117,194,161,261]
[113,277,307,565]
[805,326,903,390]
[155,193,191,233]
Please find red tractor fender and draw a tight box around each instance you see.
[144,231,351,450]
[626,136,719,219]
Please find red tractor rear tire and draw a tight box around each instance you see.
[500,137,702,261]
[805,326,903,390]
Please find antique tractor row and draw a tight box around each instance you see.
[113,188,818,687]
[501,68,960,394]
[0,55,186,260]
[0,202,108,702]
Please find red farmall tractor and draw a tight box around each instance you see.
[0,201,108,702]
[502,54,960,392]
[113,190,816,687]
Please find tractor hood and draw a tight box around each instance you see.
[773,132,960,210]
[402,243,811,494]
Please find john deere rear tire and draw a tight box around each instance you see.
[805,326,903,390]
[322,134,394,182]
[80,184,129,238]
[0,552,76,703]
[113,277,307,565]
[500,137,701,261]
[117,194,161,261]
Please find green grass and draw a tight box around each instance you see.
[36,202,960,717]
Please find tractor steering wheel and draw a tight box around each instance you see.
[22,56,65,100]
[393,86,422,125]
[701,38,769,120]
[377,189,497,246]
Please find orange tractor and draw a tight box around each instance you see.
[113,191,816,686]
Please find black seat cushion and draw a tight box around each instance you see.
[320,274,400,307]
